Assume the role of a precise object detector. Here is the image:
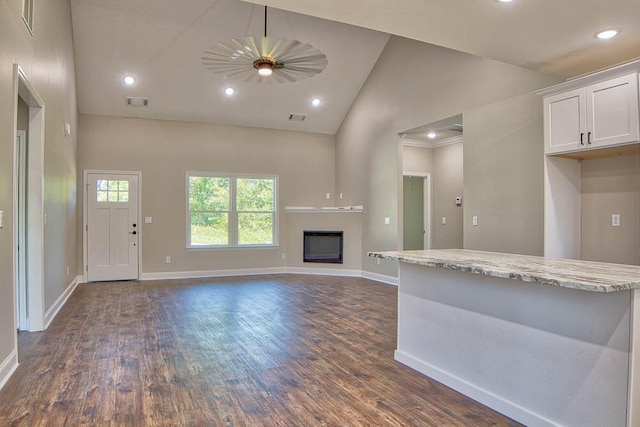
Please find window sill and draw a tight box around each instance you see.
[186,245,280,251]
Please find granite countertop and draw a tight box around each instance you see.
[368,249,640,292]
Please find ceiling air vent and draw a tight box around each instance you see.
[288,113,307,122]
[126,97,149,107]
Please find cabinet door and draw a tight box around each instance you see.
[544,88,586,154]
[587,73,639,148]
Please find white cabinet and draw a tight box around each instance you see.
[538,62,640,265]
[544,73,639,155]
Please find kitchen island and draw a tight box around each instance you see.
[368,249,640,427]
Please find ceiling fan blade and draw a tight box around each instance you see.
[203,36,327,83]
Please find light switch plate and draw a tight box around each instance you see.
[472,216,478,226]
[612,214,621,227]
[145,217,152,224]
[384,217,391,225]
[0,210,3,228]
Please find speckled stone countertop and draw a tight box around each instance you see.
[368,249,640,292]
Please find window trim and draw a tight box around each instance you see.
[22,0,34,35]
[186,171,279,249]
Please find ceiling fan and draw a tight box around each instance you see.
[202,6,328,83]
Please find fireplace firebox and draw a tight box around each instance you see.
[303,231,343,264]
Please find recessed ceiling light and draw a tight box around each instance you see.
[224,87,235,96]
[595,29,620,40]
[311,97,321,107]
[123,75,135,85]
[495,0,514,3]
[427,132,437,139]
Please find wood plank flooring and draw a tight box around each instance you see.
[0,275,522,426]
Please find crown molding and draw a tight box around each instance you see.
[402,135,463,149]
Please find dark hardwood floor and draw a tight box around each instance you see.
[0,275,522,426]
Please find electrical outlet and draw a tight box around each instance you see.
[165,256,171,264]
[0,210,3,228]
[376,258,381,265]
[339,193,343,199]
[472,216,478,226]
[326,192,331,199]
[281,253,286,260]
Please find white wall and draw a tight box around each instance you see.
[336,36,560,277]
[0,0,78,363]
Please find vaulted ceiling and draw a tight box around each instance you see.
[70,0,640,135]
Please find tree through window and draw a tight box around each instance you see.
[187,173,277,247]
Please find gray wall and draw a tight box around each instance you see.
[336,36,560,277]
[0,0,78,362]
[432,143,463,249]
[77,115,346,275]
[581,153,640,265]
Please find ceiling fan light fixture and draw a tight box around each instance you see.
[254,57,277,76]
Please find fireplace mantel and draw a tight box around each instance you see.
[284,205,363,213]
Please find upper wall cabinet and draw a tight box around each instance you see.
[542,73,639,156]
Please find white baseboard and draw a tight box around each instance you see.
[286,267,362,277]
[44,275,81,329]
[140,266,396,284]
[0,349,18,392]
[361,271,398,286]
[141,267,288,281]
[394,350,555,427]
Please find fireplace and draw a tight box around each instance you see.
[303,231,343,264]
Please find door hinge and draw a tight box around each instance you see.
[85,224,88,231]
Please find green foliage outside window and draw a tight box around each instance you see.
[188,175,276,247]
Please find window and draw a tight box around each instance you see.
[22,0,34,34]
[187,173,278,248]
[96,179,129,203]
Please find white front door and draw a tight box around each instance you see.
[86,172,140,281]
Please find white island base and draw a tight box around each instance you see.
[370,250,640,427]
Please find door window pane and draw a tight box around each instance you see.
[97,179,130,203]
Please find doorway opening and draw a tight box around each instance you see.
[399,114,464,250]
[13,64,46,332]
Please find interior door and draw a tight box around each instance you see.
[87,172,139,281]
[403,175,425,250]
